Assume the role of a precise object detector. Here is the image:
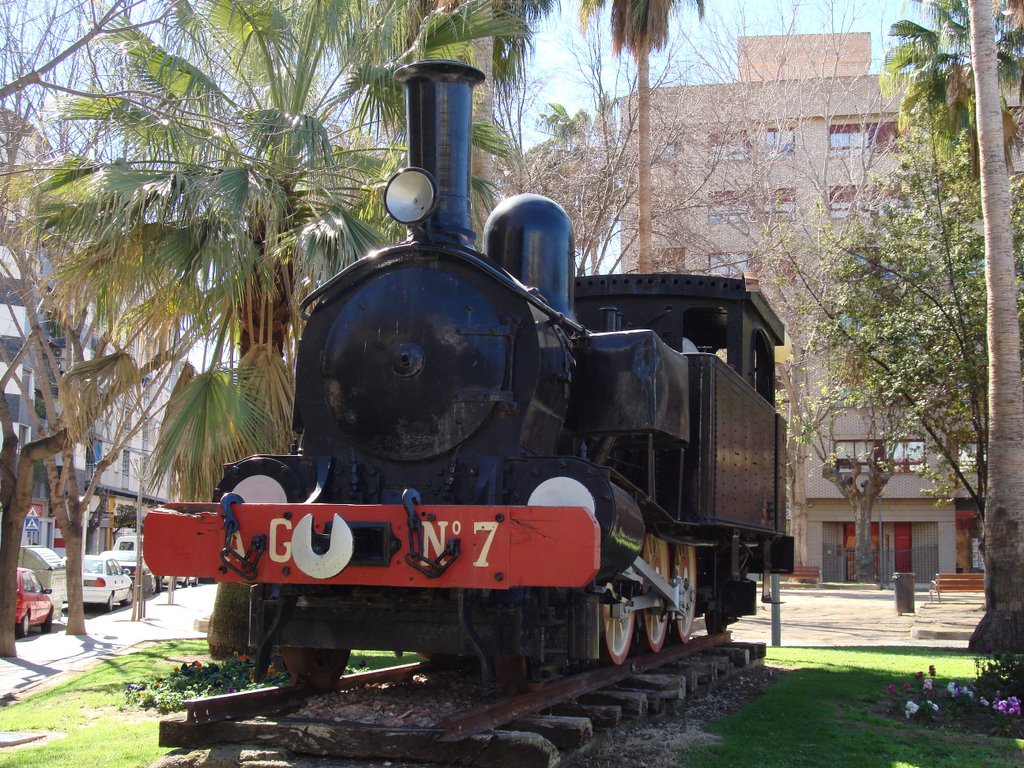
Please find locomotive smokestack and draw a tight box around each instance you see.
[395,60,485,246]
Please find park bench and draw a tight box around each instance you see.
[928,572,985,602]
[782,565,821,585]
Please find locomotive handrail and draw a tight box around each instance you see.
[299,242,587,335]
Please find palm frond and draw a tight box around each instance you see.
[414,1,527,62]
[59,352,142,442]
[107,27,228,107]
[472,120,512,161]
[150,364,271,501]
[238,343,294,453]
[299,203,384,278]
[343,63,406,134]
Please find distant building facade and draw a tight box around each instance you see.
[631,33,980,582]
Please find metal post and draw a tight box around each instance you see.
[878,497,884,590]
[770,572,781,646]
[131,454,147,621]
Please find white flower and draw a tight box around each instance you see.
[905,701,920,718]
[947,682,959,695]
[927,700,939,711]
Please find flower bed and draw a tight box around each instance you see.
[885,657,1023,738]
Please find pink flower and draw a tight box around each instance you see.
[887,683,897,695]
[903,683,913,692]
[923,678,933,692]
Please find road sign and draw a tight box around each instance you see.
[25,506,40,519]
[24,518,40,532]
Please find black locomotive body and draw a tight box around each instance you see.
[145,60,793,689]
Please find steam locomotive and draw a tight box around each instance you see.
[145,60,793,692]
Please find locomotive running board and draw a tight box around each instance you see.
[144,502,600,589]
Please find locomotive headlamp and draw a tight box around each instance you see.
[384,167,439,225]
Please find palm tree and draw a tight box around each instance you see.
[39,0,523,655]
[578,0,704,274]
[884,0,1024,167]
[964,0,1024,653]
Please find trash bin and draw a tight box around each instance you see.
[893,572,916,615]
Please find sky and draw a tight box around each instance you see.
[526,0,907,123]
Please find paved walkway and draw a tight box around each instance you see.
[0,584,216,703]
[731,585,982,648]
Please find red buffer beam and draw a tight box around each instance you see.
[144,502,600,590]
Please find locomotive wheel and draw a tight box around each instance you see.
[492,655,545,695]
[600,602,635,665]
[281,646,352,691]
[640,535,670,652]
[672,544,698,642]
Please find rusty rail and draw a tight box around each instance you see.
[183,661,428,724]
[435,631,730,741]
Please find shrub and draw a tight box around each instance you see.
[124,655,290,713]
[975,653,1024,702]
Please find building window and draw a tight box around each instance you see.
[765,128,795,157]
[957,443,979,471]
[872,121,898,152]
[829,123,869,155]
[891,441,925,473]
[122,449,130,486]
[834,439,924,473]
[709,130,750,161]
[829,122,896,156]
[86,439,102,476]
[774,187,797,220]
[708,252,752,277]
[829,186,857,218]
[708,191,752,223]
[834,440,879,472]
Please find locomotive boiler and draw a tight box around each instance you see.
[145,59,794,692]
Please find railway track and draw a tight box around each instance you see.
[159,633,766,767]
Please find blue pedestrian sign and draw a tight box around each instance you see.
[24,518,39,532]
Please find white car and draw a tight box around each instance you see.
[82,555,134,611]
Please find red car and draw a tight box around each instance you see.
[15,566,54,638]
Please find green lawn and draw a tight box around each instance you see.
[689,647,1024,768]
[0,641,396,768]
[1,644,1022,768]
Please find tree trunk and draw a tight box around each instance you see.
[636,49,653,274]
[823,462,888,584]
[1,435,69,656]
[59,503,87,636]
[967,0,1024,653]
[207,582,253,658]
[787,437,809,566]
[854,496,875,583]
[0,513,27,657]
[472,37,495,187]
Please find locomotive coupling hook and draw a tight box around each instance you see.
[403,488,461,578]
[218,493,266,581]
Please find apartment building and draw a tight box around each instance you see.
[0,111,172,556]
[632,33,977,583]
